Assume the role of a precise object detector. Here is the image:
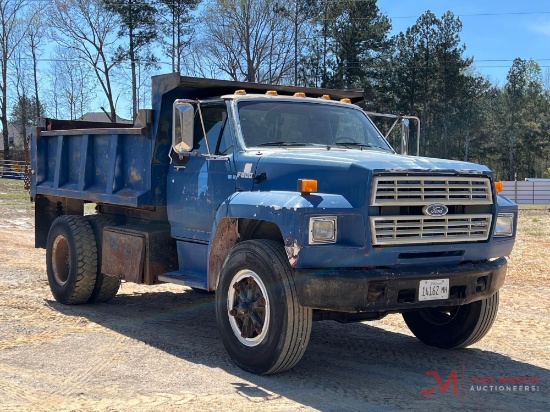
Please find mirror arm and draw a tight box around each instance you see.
[196,102,211,155]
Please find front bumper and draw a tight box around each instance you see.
[294,257,507,313]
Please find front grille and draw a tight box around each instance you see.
[370,214,492,245]
[371,176,492,206]
[369,175,494,246]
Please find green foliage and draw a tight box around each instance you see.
[301,0,392,89]
[156,0,200,73]
[103,0,159,118]
[10,95,44,127]
[103,0,158,57]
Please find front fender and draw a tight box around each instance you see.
[214,191,354,241]
[206,191,355,289]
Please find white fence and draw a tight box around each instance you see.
[501,180,550,204]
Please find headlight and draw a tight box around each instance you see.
[309,216,337,244]
[494,213,514,237]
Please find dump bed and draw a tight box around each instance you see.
[30,113,161,207]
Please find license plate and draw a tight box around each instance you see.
[419,279,449,301]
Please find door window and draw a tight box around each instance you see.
[194,105,232,156]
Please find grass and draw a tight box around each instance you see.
[518,204,550,210]
[0,178,98,214]
[0,178,33,209]
[517,214,550,237]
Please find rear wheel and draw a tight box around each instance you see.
[85,215,120,303]
[215,239,312,375]
[46,215,97,304]
[402,291,500,349]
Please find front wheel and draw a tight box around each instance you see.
[402,291,500,349]
[215,240,312,375]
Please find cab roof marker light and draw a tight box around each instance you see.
[321,94,330,100]
[340,98,351,103]
[266,90,278,96]
[234,89,247,95]
[294,92,306,97]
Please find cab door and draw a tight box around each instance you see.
[167,102,236,243]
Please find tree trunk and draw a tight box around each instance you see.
[294,1,298,86]
[172,8,176,73]
[463,130,469,161]
[129,8,137,120]
[1,54,9,160]
[509,131,515,181]
[32,42,40,120]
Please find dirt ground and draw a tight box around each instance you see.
[0,179,549,411]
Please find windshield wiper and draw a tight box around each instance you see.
[256,141,307,147]
[334,142,390,151]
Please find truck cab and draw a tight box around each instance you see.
[31,74,517,375]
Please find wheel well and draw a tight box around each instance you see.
[240,219,284,243]
[208,218,284,291]
[35,195,84,248]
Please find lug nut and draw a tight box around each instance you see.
[229,308,237,316]
[258,297,266,306]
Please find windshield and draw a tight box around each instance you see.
[237,100,393,151]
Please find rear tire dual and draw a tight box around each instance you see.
[46,214,119,305]
[85,215,120,303]
[402,291,500,349]
[216,239,312,375]
[46,215,98,304]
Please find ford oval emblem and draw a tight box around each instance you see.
[422,203,449,217]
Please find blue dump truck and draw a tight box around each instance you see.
[31,74,517,375]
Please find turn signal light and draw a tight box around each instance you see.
[298,179,318,194]
[266,90,278,96]
[495,181,503,193]
[234,89,246,95]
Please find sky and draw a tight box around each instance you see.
[377,0,550,86]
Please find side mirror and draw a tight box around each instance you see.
[172,100,194,154]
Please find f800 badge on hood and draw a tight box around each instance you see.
[422,203,449,216]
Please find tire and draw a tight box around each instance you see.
[215,239,312,375]
[46,215,98,304]
[85,215,120,303]
[402,291,500,349]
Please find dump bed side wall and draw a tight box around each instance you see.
[31,126,163,207]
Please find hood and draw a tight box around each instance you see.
[253,149,492,207]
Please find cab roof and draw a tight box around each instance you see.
[152,73,364,105]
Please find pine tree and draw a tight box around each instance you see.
[103,0,158,120]
[157,0,199,74]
